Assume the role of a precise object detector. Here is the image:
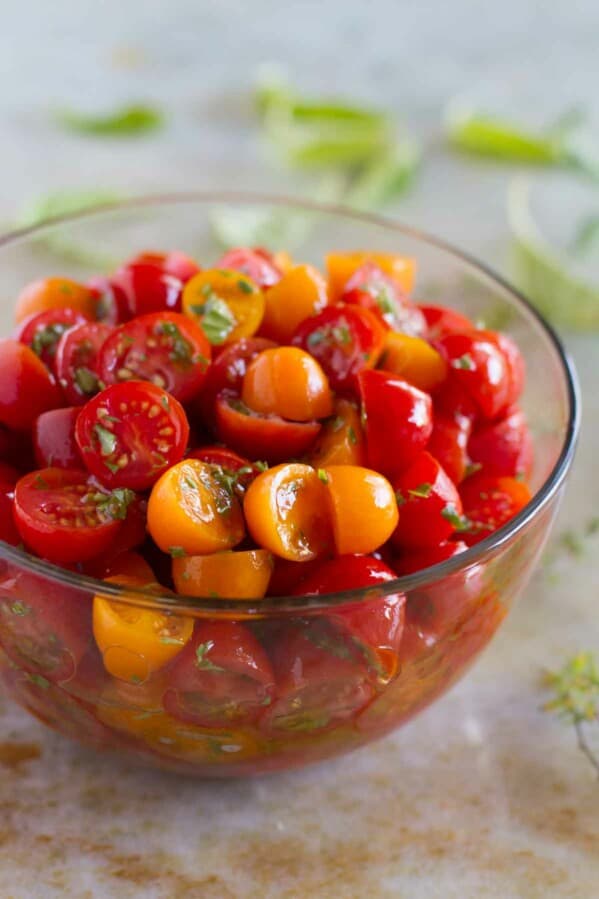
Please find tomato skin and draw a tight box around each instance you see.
[358,369,433,478]
[418,304,473,340]
[216,247,282,289]
[342,262,426,335]
[292,304,386,394]
[323,465,399,556]
[0,340,62,431]
[308,397,366,468]
[427,413,472,484]
[459,472,532,545]
[478,330,525,409]
[379,332,447,394]
[434,331,510,420]
[163,620,275,728]
[14,277,97,324]
[87,276,132,324]
[172,549,274,599]
[124,250,201,284]
[259,264,329,343]
[390,452,464,550]
[242,347,333,422]
[75,381,189,491]
[97,312,211,403]
[114,263,184,316]
[326,251,416,303]
[469,406,533,478]
[266,557,325,597]
[215,393,321,464]
[54,321,113,406]
[195,337,276,428]
[16,307,90,370]
[33,407,82,469]
[393,540,469,576]
[0,462,19,490]
[0,492,20,545]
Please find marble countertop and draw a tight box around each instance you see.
[0,2,598,896]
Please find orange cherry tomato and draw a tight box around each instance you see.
[182,269,265,346]
[15,277,98,323]
[326,251,416,303]
[243,463,332,561]
[380,332,447,393]
[272,250,294,274]
[260,264,329,343]
[322,465,398,555]
[242,346,333,422]
[308,398,366,467]
[172,549,274,599]
[93,575,193,683]
[147,459,245,555]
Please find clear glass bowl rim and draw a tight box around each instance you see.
[0,191,581,615]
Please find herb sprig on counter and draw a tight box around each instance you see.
[543,652,599,778]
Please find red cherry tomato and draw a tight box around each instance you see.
[215,393,321,463]
[0,340,62,431]
[87,275,132,324]
[163,620,275,728]
[341,263,426,335]
[435,331,510,420]
[390,452,464,549]
[195,337,276,428]
[418,304,473,339]
[125,250,200,283]
[75,382,189,490]
[427,413,472,483]
[469,406,533,478]
[0,492,20,545]
[114,263,183,316]
[266,557,325,596]
[292,305,386,393]
[16,307,90,370]
[459,472,532,545]
[216,247,282,288]
[13,468,127,564]
[358,369,433,478]
[54,321,113,406]
[393,540,468,576]
[33,407,82,469]
[479,329,525,408]
[98,312,211,403]
[0,425,35,472]
[187,445,259,497]
[0,461,19,490]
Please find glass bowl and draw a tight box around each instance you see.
[0,193,579,777]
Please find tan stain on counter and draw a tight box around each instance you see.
[0,741,40,769]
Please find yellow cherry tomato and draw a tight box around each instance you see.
[93,576,193,684]
[244,463,332,561]
[172,549,274,599]
[242,346,333,422]
[260,264,329,343]
[147,459,246,555]
[15,277,98,323]
[308,398,366,467]
[380,332,447,392]
[323,465,399,555]
[326,251,416,303]
[182,268,265,345]
[272,250,294,273]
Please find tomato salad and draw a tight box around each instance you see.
[0,246,533,768]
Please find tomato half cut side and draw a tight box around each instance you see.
[459,473,532,546]
[75,381,189,490]
[341,262,426,335]
[216,247,282,289]
[163,621,275,728]
[87,275,132,324]
[16,307,90,371]
[54,321,113,406]
[215,393,321,463]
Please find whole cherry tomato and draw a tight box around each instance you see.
[418,304,473,340]
[379,332,447,393]
[459,472,532,545]
[390,451,464,549]
[308,397,366,468]
[393,539,469,576]
[16,307,90,370]
[326,251,416,303]
[215,393,321,463]
[242,347,333,422]
[479,329,525,409]
[54,321,113,406]
[114,262,184,316]
[172,549,274,599]
[468,405,533,478]
[0,340,62,431]
[341,262,426,335]
[123,250,200,283]
[427,413,472,484]
[14,277,97,324]
[33,407,82,469]
[322,465,398,556]
[434,331,510,420]
[259,264,328,342]
[216,247,282,289]
[195,336,276,427]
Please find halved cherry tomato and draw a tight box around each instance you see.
[90,550,155,582]
[93,575,193,683]
[195,336,276,427]
[75,381,189,490]
[215,393,321,463]
[17,307,90,370]
[326,251,416,303]
[13,468,132,563]
[323,465,398,555]
[358,369,433,478]
[113,262,183,316]
[393,539,469,576]
[478,329,525,408]
[186,445,260,498]
[147,458,245,555]
[434,331,510,420]
[244,463,332,561]
[123,250,200,283]
[418,304,473,340]
[242,347,333,422]
[390,451,464,549]
[341,263,426,335]
[216,247,282,289]
[0,340,62,431]
[459,472,532,546]
[87,275,131,324]
[308,397,366,467]
[54,321,113,406]
[33,407,81,469]
[0,492,20,545]
[172,549,274,599]
[98,312,211,403]
[379,331,447,393]
[468,405,533,478]
[292,305,386,393]
[266,557,325,597]
[259,264,328,343]
[163,620,275,728]
[427,413,472,483]
[14,277,97,324]
[182,269,265,346]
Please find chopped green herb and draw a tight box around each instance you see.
[306,329,326,348]
[394,490,406,506]
[74,367,99,395]
[95,487,135,522]
[453,353,475,371]
[195,640,225,672]
[33,474,49,490]
[10,601,30,617]
[408,482,433,499]
[228,397,253,416]
[168,546,187,558]
[192,296,236,345]
[156,320,194,365]
[347,425,358,445]
[329,415,344,432]
[317,468,329,484]
[94,423,117,456]
[237,279,254,294]
[56,103,164,137]
[160,395,170,411]
[441,504,472,531]
[331,324,351,345]
[160,636,185,646]
[27,673,50,690]
[255,461,269,472]
[31,323,67,358]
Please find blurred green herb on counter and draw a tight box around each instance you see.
[56,102,164,137]
[543,652,599,778]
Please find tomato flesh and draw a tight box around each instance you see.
[54,321,113,406]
